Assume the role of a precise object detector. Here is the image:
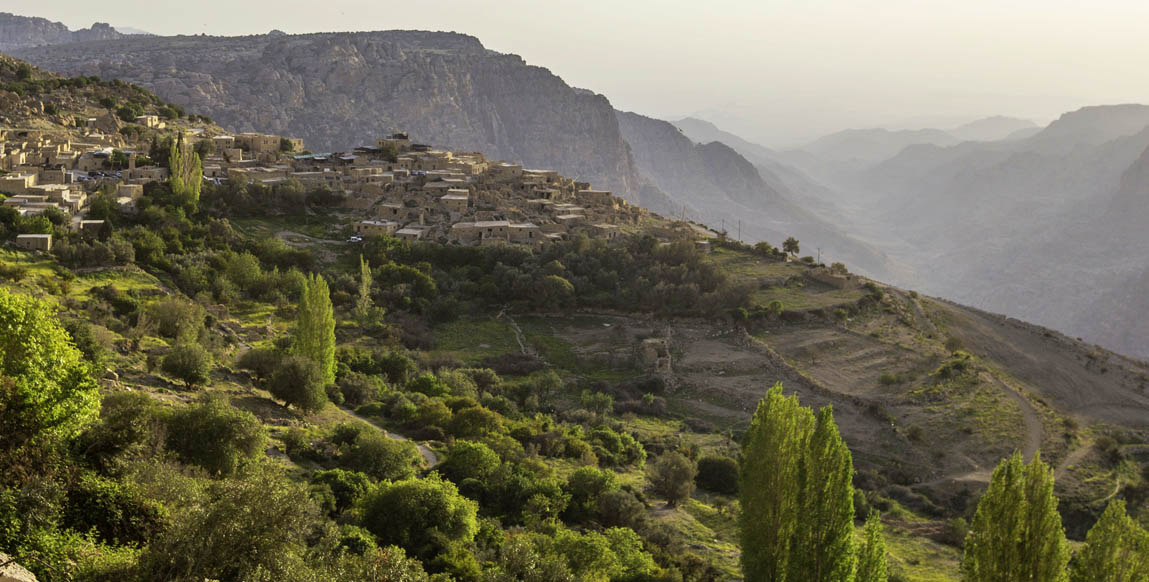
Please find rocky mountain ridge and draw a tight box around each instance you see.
[0,12,122,52]
[11,31,657,205]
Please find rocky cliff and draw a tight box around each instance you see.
[12,31,651,200]
[0,12,122,52]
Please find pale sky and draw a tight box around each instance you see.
[13,0,1149,146]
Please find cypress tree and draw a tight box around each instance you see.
[1069,500,1149,582]
[791,405,856,582]
[740,383,815,582]
[295,274,336,386]
[856,512,889,582]
[962,452,1069,582]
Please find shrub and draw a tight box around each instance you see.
[695,455,738,494]
[164,395,267,476]
[77,391,165,467]
[439,441,501,484]
[449,406,504,439]
[63,472,166,545]
[268,354,328,413]
[137,468,321,582]
[407,373,450,397]
[311,469,372,515]
[646,451,697,507]
[162,342,214,387]
[340,430,420,481]
[236,347,282,380]
[339,372,382,407]
[360,474,479,559]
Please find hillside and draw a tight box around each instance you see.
[10,30,653,203]
[616,110,902,280]
[1,56,1147,582]
[10,27,883,271]
[846,105,1149,359]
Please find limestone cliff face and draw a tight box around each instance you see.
[14,31,646,198]
[0,13,122,52]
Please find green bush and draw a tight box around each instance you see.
[360,474,479,558]
[268,354,328,413]
[311,469,372,515]
[695,455,738,494]
[164,395,267,476]
[162,342,213,387]
[63,472,166,545]
[439,440,501,484]
[340,430,419,481]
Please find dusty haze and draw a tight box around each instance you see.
[16,0,1149,146]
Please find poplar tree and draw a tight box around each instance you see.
[167,133,203,208]
[740,383,815,582]
[1069,500,1149,582]
[295,273,336,386]
[856,512,889,582]
[791,405,856,582]
[961,452,1069,582]
[355,254,374,320]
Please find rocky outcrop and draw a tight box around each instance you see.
[0,12,121,52]
[13,31,647,200]
[0,552,37,582]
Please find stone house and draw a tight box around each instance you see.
[590,223,621,241]
[394,227,428,241]
[353,220,400,237]
[134,115,163,129]
[14,234,51,252]
[440,190,469,213]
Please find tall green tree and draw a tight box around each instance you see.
[740,383,815,582]
[355,254,374,321]
[856,512,889,582]
[0,289,99,463]
[295,273,336,385]
[791,405,856,582]
[1069,500,1149,582]
[961,452,1069,582]
[167,133,203,208]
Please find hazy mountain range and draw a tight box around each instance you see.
[4,12,1149,358]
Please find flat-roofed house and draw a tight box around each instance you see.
[394,227,428,241]
[440,190,469,213]
[79,220,106,237]
[0,173,35,195]
[475,220,511,241]
[375,203,405,220]
[117,184,144,200]
[555,214,583,227]
[577,189,614,206]
[590,223,621,241]
[509,222,542,244]
[134,115,162,129]
[15,234,51,252]
[449,222,480,243]
[353,220,400,237]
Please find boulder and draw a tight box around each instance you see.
[0,552,37,582]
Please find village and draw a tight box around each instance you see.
[0,119,707,253]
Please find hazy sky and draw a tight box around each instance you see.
[16,0,1149,146]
